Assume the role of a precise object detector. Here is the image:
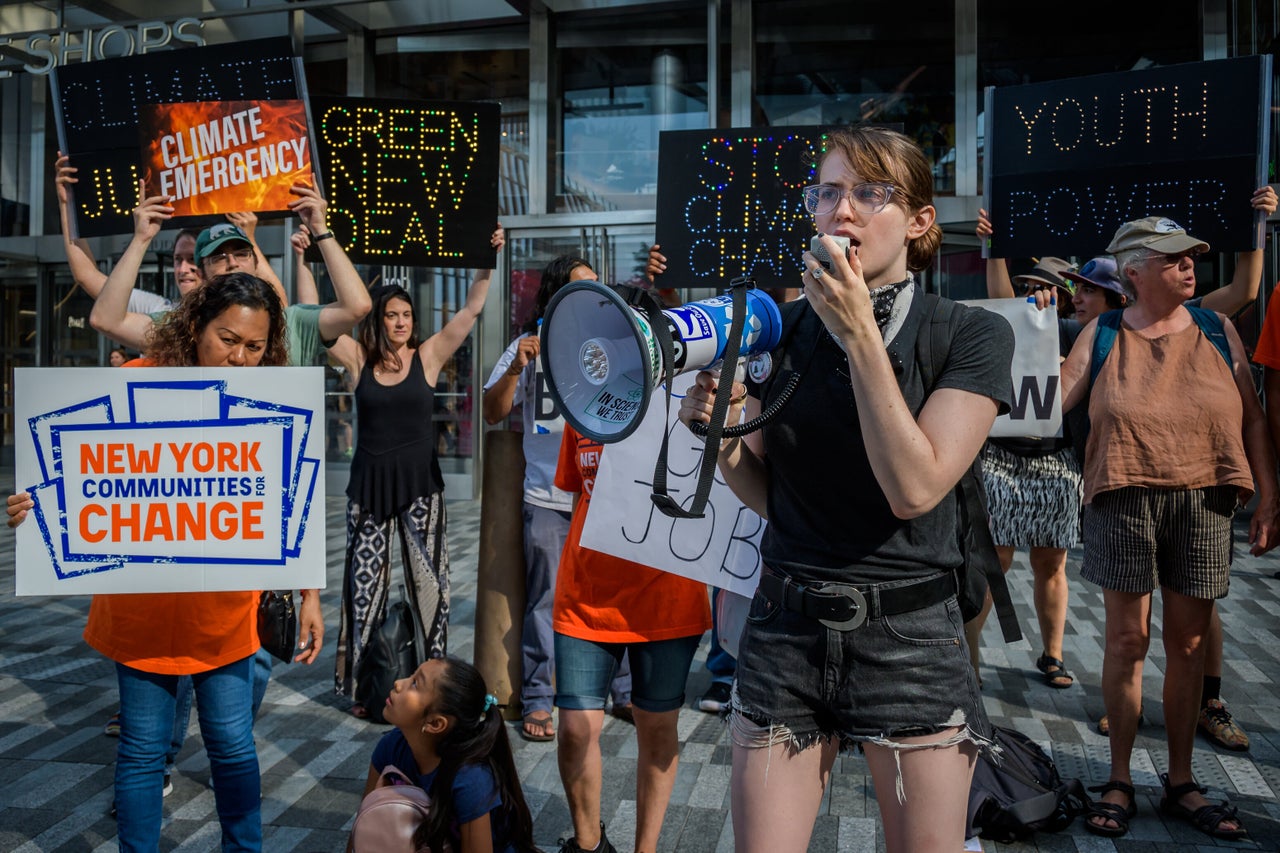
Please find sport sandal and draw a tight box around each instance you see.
[1034,653,1073,689]
[1084,779,1137,837]
[1159,772,1247,840]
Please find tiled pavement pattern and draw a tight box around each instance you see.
[2,482,1278,851]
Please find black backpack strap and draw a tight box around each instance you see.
[917,294,1021,644]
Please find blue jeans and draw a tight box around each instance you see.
[521,503,631,714]
[160,647,270,772]
[251,647,273,720]
[115,657,261,852]
[554,633,700,713]
[706,588,737,684]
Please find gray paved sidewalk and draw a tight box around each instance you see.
[1,486,1278,851]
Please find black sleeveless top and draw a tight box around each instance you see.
[346,350,443,522]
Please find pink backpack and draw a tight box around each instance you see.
[351,764,448,853]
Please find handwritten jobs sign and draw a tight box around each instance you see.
[13,368,326,595]
[310,96,501,267]
[51,36,306,238]
[984,55,1272,257]
[655,127,823,292]
[580,375,764,599]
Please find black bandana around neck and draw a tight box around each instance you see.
[869,278,910,330]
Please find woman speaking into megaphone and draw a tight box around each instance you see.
[677,125,1015,853]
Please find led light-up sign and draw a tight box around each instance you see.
[984,55,1272,257]
[655,127,824,291]
[309,96,501,268]
[51,37,306,238]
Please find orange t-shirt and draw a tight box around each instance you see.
[552,427,711,643]
[82,358,260,674]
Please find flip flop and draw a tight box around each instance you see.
[521,712,555,742]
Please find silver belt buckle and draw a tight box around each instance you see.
[817,584,868,631]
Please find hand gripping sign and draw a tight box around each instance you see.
[13,367,326,595]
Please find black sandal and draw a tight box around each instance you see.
[1034,653,1073,689]
[1159,772,1247,840]
[1084,780,1137,837]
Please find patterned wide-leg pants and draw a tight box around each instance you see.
[333,493,450,699]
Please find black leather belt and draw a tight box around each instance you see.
[758,567,957,631]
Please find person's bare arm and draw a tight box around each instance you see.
[88,183,173,350]
[293,588,324,664]
[56,152,110,298]
[225,210,288,307]
[1222,317,1279,554]
[421,225,505,379]
[291,227,320,305]
[483,335,537,424]
[977,208,1016,299]
[287,183,372,340]
[1199,185,1277,315]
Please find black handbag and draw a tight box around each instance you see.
[257,590,297,664]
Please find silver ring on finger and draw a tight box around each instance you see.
[811,265,825,280]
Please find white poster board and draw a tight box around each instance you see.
[963,298,1063,438]
[580,375,764,599]
[13,367,326,595]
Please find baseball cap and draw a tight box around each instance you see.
[1012,256,1076,294]
[1062,256,1127,297]
[195,223,252,263]
[1105,216,1210,255]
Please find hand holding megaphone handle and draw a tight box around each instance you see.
[646,279,751,520]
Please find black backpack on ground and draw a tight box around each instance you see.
[355,586,425,724]
[966,725,1092,843]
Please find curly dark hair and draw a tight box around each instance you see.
[146,273,288,367]
[520,255,592,334]
[358,284,420,372]
[414,656,537,853]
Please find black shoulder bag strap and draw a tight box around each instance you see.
[917,294,1021,643]
[641,278,749,519]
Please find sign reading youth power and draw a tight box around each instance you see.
[655,127,823,291]
[984,55,1272,258]
[139,100,312,215]
[51,36,306,238]
[13,368,326,596]
[310,96,501,267]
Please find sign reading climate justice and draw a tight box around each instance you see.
[984,55,1272,258]
[309,96,501,267]
[51,36,306,238]
[13,368,326,596]
[655,127,824,292]
[140,100,311,216]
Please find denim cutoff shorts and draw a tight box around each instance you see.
[554,632,701,713]
[732,570,990,752]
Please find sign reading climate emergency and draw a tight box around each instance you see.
[140,100,311,215]
[13,368,326,596]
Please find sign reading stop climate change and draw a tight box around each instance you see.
[13,368,326,595]
[984,55,1272,258]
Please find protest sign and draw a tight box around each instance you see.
[962,298,1062,438]
[984,55,1272,258]
[139,99,311,216]
[580,374,763,599]
[13,367,325,595]
[655,127,825,292]
[51,36,306,238]
[309,96,501,267]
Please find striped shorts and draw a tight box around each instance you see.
[1080,485,1238,599]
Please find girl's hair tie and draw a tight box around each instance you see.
[482,694,498,714]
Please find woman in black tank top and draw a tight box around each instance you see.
[328,226,504,719]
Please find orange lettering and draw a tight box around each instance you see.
[106,443,126,473]
[241,501,264,539]
[81,444,105,474]
[210,501,237,539]
[111,502,141,541]
[143,503,174,540]
[176,503,204,540]
[80,504,107,542]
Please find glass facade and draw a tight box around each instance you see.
[0,0,1275,487]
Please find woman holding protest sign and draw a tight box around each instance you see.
[7,188,317,852]
[328,226,504,719]
[678,125,1014,853]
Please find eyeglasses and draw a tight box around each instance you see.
[1146,249,1204,266]
[802,182,896,217]
[203,247,256,269]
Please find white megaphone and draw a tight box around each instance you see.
[540,279,783,443]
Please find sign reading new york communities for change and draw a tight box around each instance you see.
[984,55,1272,258]
[309,96,501,268]
[655,127,826,292]
[51,36,308,238]
[13,368,326,596]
